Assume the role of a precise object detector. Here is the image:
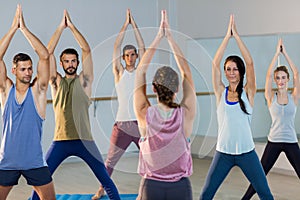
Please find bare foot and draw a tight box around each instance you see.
[91,186,105,200]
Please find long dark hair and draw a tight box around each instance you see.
[224,55,249,114]
[152,66,180,108]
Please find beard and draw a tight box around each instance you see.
[63,67,78,75]
[20,76,32,84]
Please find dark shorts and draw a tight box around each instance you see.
[0,166,52,186]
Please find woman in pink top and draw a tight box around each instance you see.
[134,10,196,200]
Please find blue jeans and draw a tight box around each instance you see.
[31,140,120,200]
[200,150,273,200]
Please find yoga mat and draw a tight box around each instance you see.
[55,194,138,200]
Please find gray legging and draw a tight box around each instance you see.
[137,177,192,200]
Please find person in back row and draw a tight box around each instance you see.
[242,39,300,199]
[93,9,145,199]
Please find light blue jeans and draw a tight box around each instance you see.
[200,150,274,200]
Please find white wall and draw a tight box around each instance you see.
[177,0,300,38]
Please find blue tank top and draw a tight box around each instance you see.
[0,85,46,170]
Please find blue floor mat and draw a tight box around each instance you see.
[55,194,138,200]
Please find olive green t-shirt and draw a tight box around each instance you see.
[53,77,93,141]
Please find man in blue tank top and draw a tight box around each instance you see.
[0,5,55,200]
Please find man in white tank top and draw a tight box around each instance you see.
[93,9,145,199]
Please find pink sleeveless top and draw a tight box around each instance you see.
[138,105,192,182]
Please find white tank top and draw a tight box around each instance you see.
[268,93,298,143]
[216,87,255,154]
[115,70,136,121]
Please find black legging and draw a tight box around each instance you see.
[242,141,300,200]
[137,177,192,200]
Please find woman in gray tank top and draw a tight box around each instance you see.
[242,39,300,199]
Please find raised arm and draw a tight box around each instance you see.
[265,39,281,106]
[231,15,256,105]
[18,6,49,118]
[164,11,196,137]
[281,40,300,105]
[19,6,49,92]
[0,5,19,106]
[47,10,67,90]
[129,10,145,60]
[66,11,93,96]
[113,9,130,83]
[47,10,67,86]
[134,11,164,136]
[212,15,233,104]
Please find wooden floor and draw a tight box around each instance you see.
[7,153,300,200]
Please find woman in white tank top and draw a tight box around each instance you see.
[200,15,274,200]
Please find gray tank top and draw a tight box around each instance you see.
[268,93,298,143]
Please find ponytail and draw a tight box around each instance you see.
[236,75,249,115]
[225,55,249,115]
[152,83,180,108]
